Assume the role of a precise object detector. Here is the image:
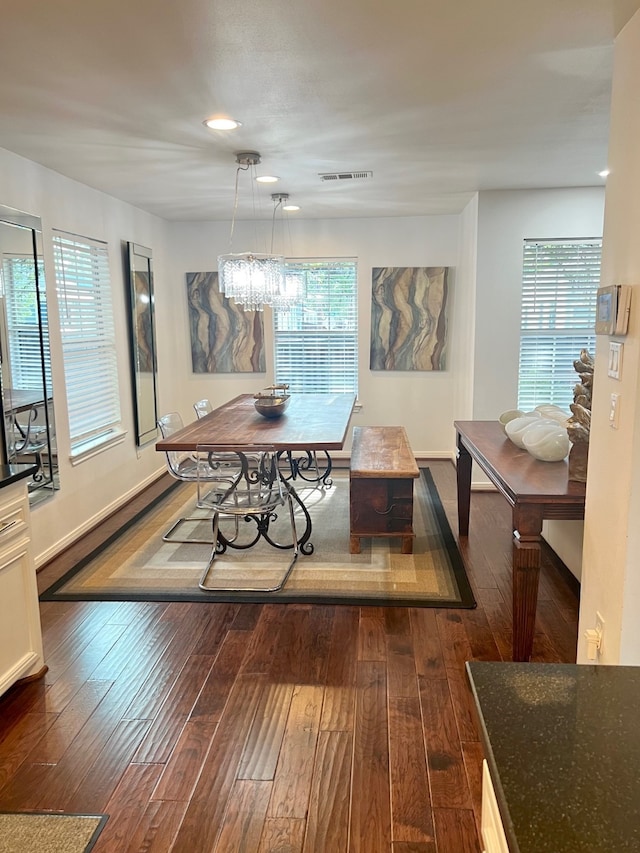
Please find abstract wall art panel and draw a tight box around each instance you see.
[370,266,449,371]
[186,271,266,373]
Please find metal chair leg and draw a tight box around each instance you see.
[198,494,299,593]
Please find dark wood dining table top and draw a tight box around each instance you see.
[156,393,357,452]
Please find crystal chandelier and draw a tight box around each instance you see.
[218,152,299,312]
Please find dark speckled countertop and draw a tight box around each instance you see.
[0,462,38,488]
[467,661,640,853]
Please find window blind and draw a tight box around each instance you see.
[53,232,121,451]
[1,256,51,390]
[274,260,358,394]
[517,239,600,412]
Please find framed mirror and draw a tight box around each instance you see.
[125,242,159,446]
[0,204,59,505]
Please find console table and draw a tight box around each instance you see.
[454,421,585,662]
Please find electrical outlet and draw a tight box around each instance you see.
[595,611,605,654]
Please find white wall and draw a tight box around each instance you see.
[166,215,460,456]
[452,195,479,422]
[577,8,640,663]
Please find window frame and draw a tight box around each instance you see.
[53,230,123,459]
[273,258,358,396]
[517,238,601,412]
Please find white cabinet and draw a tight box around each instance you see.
[0,477,45,696]
[481,760,510,853]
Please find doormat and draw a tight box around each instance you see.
[0,812,107,853]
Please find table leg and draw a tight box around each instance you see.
[512,506,544,662]
[278,450,334,487]
[456,434,472,536]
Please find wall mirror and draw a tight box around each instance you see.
[0,204,59,504]
[125,242,158,446]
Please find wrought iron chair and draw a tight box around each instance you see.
[193,398,213,419]
[197,445,299,592]
[157,412,221,544]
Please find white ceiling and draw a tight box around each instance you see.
[0,0,638,221]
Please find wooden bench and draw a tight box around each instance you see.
[349,425,420,554]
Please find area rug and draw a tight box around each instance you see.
[41,469,476,608]
[0,812,107,853]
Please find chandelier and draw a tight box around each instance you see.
[217,152,300,312]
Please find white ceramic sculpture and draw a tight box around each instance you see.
[504,415,544,449]
[534,404,571,426]
[498,409,524,431]
[522,420,571,462]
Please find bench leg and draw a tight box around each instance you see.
[350,535,361,554]
[401,535,413,554]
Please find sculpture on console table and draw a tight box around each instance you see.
[566,349,594,482]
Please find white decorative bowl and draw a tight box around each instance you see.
[534,404,571,426]
[504,416,542,449]
[522,420,571,462]
[498,409,524,431]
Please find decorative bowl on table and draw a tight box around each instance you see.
[254,385,290,419]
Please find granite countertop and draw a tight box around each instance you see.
[467,661,640,853]
[0,463,38,488]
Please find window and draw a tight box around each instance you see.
[53,231,121,454]
[517,239,600,412]
[274,259,358,394]
[1,256,51,391]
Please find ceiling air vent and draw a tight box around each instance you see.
[319,171,373,182]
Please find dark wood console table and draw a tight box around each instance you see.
[455,421,586,662]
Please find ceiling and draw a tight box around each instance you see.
[1,0,639,222]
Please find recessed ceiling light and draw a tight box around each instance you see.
[256,175,279,183]
[203,116,242,131]
[283,204,300,211]
[598,169,610,178]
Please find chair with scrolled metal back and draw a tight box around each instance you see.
[197,444,299,592]
[193,399,213,419]
[156,411,222,544]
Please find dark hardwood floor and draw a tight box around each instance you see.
[1,460,579,852]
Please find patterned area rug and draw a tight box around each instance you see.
[0,813,107,853]
[41,469,476,608]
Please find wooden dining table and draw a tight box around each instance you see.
[156,392,357,553]
[156,392,356,453]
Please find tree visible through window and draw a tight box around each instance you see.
[518,239,600,412]
[53,231,121,454]
[273,259,358,394]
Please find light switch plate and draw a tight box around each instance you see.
[610,393,621,428]
[608,341,623,379]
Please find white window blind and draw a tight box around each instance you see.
[53,232,121,452]
[517,239,600,412]
[1,256,51,390]
[274,259,358,394]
